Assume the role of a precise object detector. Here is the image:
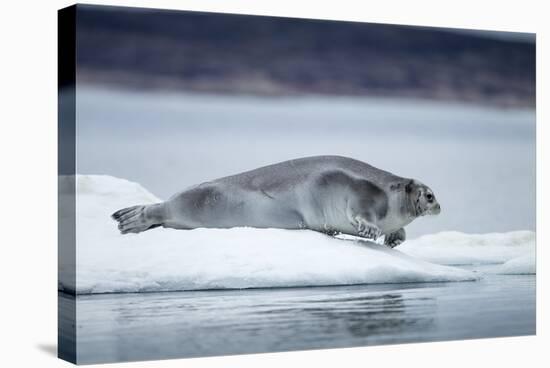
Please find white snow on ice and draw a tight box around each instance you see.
[399,231,535,266]
[59,175,534,294]
[492,251,536,275]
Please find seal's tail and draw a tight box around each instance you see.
[111,204,162,234]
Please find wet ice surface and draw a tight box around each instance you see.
[64,271,535,364]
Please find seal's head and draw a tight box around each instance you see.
[406,180,441,217]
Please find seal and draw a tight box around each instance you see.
[112,155,441,247]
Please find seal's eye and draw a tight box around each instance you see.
[426,193,433,202]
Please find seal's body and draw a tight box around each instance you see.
[112,156,441,247]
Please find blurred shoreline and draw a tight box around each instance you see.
[78,72,534,109]
[73,82,536,112]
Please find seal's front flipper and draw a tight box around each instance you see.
[385,228,406,248]
[111,203,164,234]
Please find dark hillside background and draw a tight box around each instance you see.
[75,4,535,107]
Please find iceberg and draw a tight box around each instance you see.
[59,175,534,295]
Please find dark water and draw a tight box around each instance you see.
[61,273,535,364]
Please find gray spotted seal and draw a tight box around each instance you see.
[112,155,441,247]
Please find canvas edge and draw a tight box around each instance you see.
[58,4,77,365]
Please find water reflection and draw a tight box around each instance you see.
[255,293,435,339]
[69,275,534,364]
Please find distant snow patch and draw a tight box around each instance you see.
[492,251,536,275]
[399,231,535,266]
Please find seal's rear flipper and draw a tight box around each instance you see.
[111,204,163,234]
